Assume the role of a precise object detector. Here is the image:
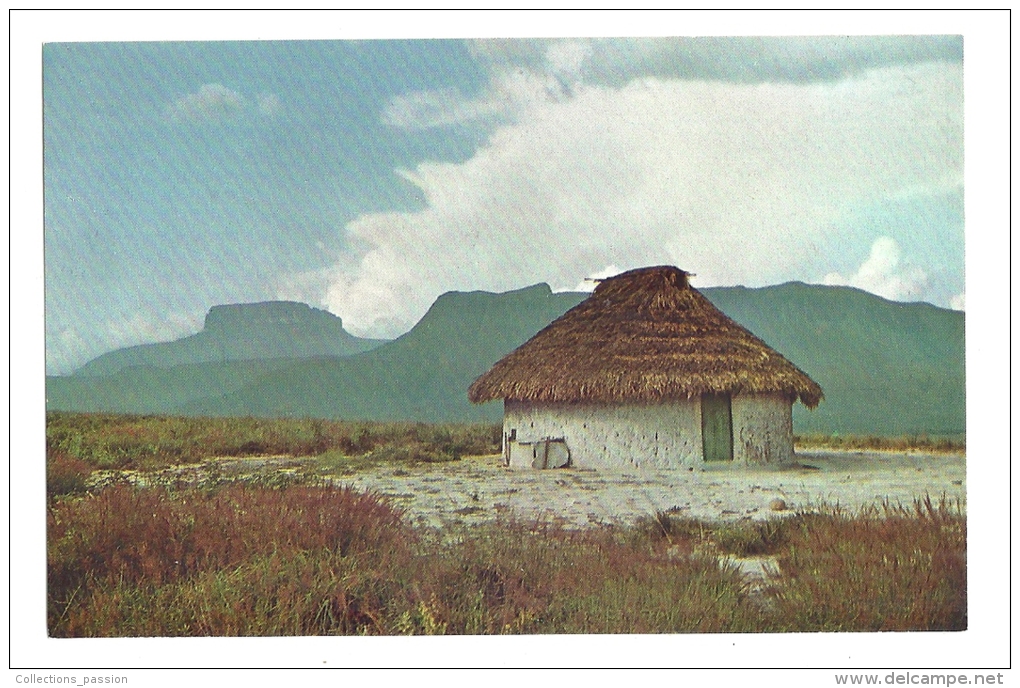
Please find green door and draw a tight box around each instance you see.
[701,393,733,462]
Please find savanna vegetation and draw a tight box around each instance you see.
[46,412,967,636]
[46,411,964,475]
[795,433,966,453]
[45,412,501,471]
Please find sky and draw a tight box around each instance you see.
[43,31,965,375]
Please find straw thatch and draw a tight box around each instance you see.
[469,266,822,408]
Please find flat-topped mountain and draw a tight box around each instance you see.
[182,283,589,422]
[74,301,387,377]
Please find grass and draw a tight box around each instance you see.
[795,433,965,453]
[766,496,966,632]
[48,479,966,636]
[45,412,967,636]
[46,481,763,636]
[48,481,412,635]
[644,496,966,633]
[46,412,501,471]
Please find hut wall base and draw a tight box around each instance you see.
[504,394,795,470]
[504,399,701,470]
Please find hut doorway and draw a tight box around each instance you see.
[701,393,733,461]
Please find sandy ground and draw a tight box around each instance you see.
[337,449,966,530]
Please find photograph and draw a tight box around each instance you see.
[12,8,1011,681]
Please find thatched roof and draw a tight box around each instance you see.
[468,266,822,408]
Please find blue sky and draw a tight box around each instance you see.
[44,31,965,374]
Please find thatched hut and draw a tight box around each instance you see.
[468,266,822,470]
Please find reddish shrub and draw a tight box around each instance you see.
[48,483,410,632]
[769,502,967,631]
[46,448,93,499]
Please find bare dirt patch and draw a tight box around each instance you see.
[338,450,966,529]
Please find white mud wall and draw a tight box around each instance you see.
[504,394,794,470]
[504,399,702,470]
[732,394,794,465]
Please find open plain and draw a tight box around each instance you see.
[334,449,966,530]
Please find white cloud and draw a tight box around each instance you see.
[168,83,245,122]
[950,291,965,311]
[822,237,929,301]
[257,92,282,118]
[545,39,593,82]
[46,328,88,376]
[168,85,284,123]
[310,61,961,338]
[46,310,206,374]
[104,311,204,352]
[571,264,622,293]
[382,86,503,130]
[383,40,588,130]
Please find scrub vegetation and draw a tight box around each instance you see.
[795,433,965,453]
[46,412,963,477]
[46,412,966,637]
[45,412,501,471]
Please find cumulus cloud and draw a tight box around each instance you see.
[383,40,589,130]
[571,264,622,293]
[168,83,245,122]
[950,292,965,311]
[545,39,593,82]
[822,237,929,302]
[309,60,961,338]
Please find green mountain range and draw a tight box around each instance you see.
[46,282,965,436]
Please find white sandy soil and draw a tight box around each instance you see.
[338,449,966,530]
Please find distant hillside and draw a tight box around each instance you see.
[46,283,965,436]
[45,359,300,415]
[701,283,965,436]
[75,301,386,377]
[181,284,588,422]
